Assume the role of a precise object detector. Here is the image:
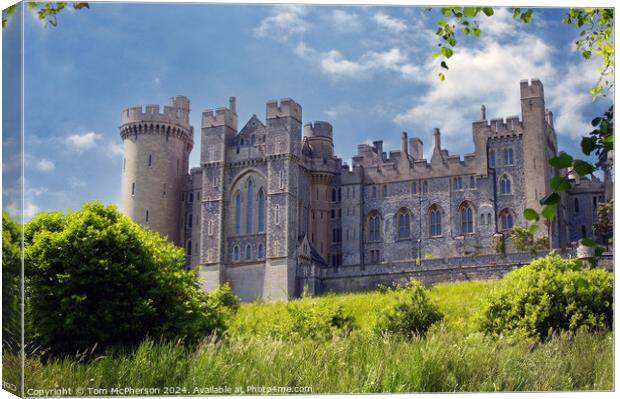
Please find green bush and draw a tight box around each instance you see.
[477,253,613,340]
[284,300,356,340]
[2,213,22,352]
[374,279,443,337]
[24,201,238,354]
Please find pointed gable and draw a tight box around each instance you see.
[239,114,265,136]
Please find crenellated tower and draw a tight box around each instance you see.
[199,97,238,292]
[263,98,304,300]
[520,79,558,220]
[304,121,336,262]
[119,96,193,245]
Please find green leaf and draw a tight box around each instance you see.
[549,153,573,168]
[438,73,445,81]
[541,204,557,221]
[573,160,596,176]
[482,8,494,16]
[582,50,592,59]
[580,238,597,247]
[472,27,481,36]
[463,7,478,17]
[595,246,605,256]
[540,192,560,206]
[524,208,540,221]
[550,176,571,193]
[581,137,597,155]
[440,47,453,58]
[527,224,539,234]
[440,61,449,70]
[512,8,521,19]
[521,9,534,23]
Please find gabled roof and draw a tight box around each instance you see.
[239,114,265,136]
[297,234,327,266]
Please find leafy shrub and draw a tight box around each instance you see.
[477,253,613,340]
[282,300,356,340]
[2,213,22,351]
[24,201,238,354]
[374,279,443,337]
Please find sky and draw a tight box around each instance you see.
[2,1,614,219]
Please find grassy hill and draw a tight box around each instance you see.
[8,279,613,393]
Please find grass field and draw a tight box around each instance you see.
[4,279,614,393]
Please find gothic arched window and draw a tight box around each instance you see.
[258,243,265,258]
[429,205,442,236]
[397,209,411,239]
[499,209,514,230]
[368,212,381,241]
[258,188,265,233]
[233,245,240,261]
[234,192,241,234]
[332,188,337,202]
[500,175,512,194]
[460,203,474,234]
[245,245,252,260]
[489,150,496,167]
[246,179,254,233]
[186,240,192,256]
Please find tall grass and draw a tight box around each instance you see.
[8,280,613,393]
[14,330,612,393]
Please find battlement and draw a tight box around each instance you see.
[488,115,521,134]
[520,78,544,99]
[266,98,302,122]
[202,97,238,130]
[120,96,191,128]
[304,121,333,140]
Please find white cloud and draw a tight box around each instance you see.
[394,34,556,140]
[324,104,354,118]
[295,42,423,81]
[373,12,407,32]
[107,142,125,158]
[65,131,102,151]
[477,7,519,38]
[4,184,47,220]
[546,60,608,139]
[36,158,55,172]
[254,5,310,41]
[329,10,361,32]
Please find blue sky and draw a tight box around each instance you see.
[2,2,613,219]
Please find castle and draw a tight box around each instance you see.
[119,79,606,301]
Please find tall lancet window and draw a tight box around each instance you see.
[234,192,241,234]
[258,188,265,233]
[246,179,254,233]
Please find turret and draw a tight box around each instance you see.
[304,121,334,157]
[119,96,193,245]
[265,98,303,157]
[409,138,423,160]
[520,78,554,216]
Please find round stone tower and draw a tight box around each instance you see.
[304,121,336,262]
[303,121,334,158]
[119,96,193,245]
